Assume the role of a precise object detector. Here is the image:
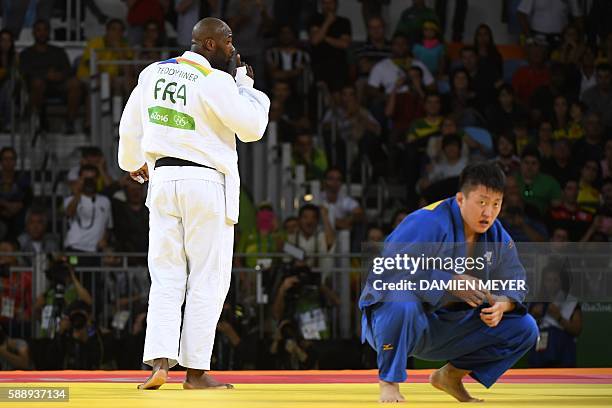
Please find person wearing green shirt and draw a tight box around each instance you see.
[515,147,562,215]
[292,133,328,181]
[238,204,282,268]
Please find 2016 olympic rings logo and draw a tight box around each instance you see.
[173,115,188,127]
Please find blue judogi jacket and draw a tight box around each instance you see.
[359,197,527,313]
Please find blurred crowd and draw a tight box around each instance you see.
[1,0,611,372]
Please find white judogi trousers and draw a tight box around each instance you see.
[143,166,234,369]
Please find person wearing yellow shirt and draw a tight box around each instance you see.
[77,19,135,96]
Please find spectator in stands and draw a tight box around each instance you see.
[0,324,31,370]
[517,0,582,48]
[67,147,115,195]
[528,264,582,367]
[446,67,479,126]
[111,177,148,253]
[135,20,164,75]
[0,147,31,240]
[574,112,605,164]
[581,178,612,241]
[282,216,299,237]
[578,46,597,99]
[0,240,32,330]
[17,207,60,255]
[384,66,425,142]
[562,101,586,142]
[226,0,275,89]
[355,16,391,92]
[425,115,469,165]
[581,63,612,131]
[77,19,135,98]
[499,190,548,242]
[308,0,352,93]
[512,43,551,106]
[319,167,364,233]
[19,20,82,133]
[495,133,521,176]
[473,23,503,77]
[530,63,577,125]
[291,133,328,182]
[459,46,500,112]
[286,204,335,277]
[270,80,303,123]
[368,33,434,97]
[265,25,311,94]
[543,139,578,187]
[515,147,562,216]
[512,119,533,157]
[551,24,585,66]
[576,159,601,214]
[419,132,467,190]
[536,120,554,161]
[238,203,282,269]
[0,29,18,131]
[322,85,382,176]
[63,165,113,263]
[412,20,446,77]
[394,0,438,46]
[548,179,593,241]
[406,92,443,148]
[125,0,168,46]
[551,95,570,138]
[486,84,528,136]
[602,139,612,179]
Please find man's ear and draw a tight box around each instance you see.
[456,191,464,207]
[204,38,215,52]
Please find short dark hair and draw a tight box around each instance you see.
[458,161,506,194]
[33,19,50,30]
[0,146,16,159]
[521,146,541,162]
[106,18,125,31]
[442,133,462,149]
[79,164,100,177]
[460,45,477,55]
[298,204,320,219]
[324,166,343,179]
[81,146,103,158]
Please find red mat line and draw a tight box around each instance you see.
[1,369,611,384]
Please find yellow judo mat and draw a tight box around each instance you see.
[1,382,610,408]
[1,369,611,408]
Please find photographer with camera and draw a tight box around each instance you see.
[33,257,92,338]
[46,300,107,369]
[271,263,339,343]
[64,164,113,267]
[0,324,32,370]
[269,319,318,369]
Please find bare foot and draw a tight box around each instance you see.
[138,358,169,390]
[429,363,484,402]
[183,369,234,390]
[379,380,405,403]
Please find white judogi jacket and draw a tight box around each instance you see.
[118,51,270,224]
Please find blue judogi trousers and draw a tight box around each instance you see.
[364,301,539,387]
